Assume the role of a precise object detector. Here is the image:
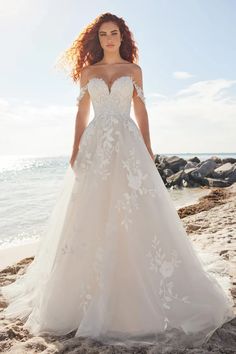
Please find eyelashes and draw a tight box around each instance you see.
[100,33,118,36]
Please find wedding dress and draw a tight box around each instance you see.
[1,75,234,349]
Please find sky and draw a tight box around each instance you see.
[0,0,235,157]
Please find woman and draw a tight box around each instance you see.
[1,12,234,350]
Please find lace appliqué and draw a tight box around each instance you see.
[76,84,88,108]
[123,118,143,142]
[147,234,190,313]
[95,115,120,180]
[132,79,146,105]
[78,221,116,314]
[79,282,92,315]
[78,233,105,315]
[73,120,97,178]
[115,147,158,230]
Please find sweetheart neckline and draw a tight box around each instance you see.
[87,75,133,94]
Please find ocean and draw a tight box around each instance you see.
[0,153,235,249]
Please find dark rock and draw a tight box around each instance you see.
[206,178,231,188]
[212,163,235,179]
[226,166,236,184]
[184,161,198,169]
[222,158,236,164]
[210,155,223,164]
[166,170,185,187]
[193,159,217,178]
[188,156,201,164]
[154,154,161,164]
[163,156,187,173]
[162,168,173,178]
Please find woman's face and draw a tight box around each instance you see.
[98,21,122,53]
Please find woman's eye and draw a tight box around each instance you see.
[100,33,118,36]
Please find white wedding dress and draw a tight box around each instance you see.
[1,75,234,349]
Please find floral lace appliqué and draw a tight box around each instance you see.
[147,234,190,311]
[79,282,92,315]
[132,79,146,104]
[76,84,88,109]
[115,147,158,230]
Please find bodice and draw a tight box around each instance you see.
[76,75,146,117]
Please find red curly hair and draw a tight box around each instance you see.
[55,12,139,83]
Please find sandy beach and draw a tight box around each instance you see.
[0,183,235,353]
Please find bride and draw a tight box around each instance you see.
[1,12,234,350]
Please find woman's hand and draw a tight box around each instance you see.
[146,145,155,162]
[70,147,79,168]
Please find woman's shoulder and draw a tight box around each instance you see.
[132,63,142,73]
[80,65,90,76]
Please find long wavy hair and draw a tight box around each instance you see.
[55,12,139,83]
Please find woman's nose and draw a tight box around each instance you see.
[107,35,114,41]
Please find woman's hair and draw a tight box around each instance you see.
[55,12,139,83]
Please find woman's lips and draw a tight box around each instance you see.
[107,44,114,47]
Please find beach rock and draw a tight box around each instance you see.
[191,159,217,178]
[166,170,185,187]
[188,156,201,164]
[213,163,235,178]
[163,155,187,173]
[222,158,236,164]
[210,155,223,164]
[206,178,231,188]
[162,168,173,178]
[184,161,197,169]
[226,165,236,184]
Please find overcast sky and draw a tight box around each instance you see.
[0,0,235,156]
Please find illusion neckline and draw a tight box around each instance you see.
[87,75,133,94]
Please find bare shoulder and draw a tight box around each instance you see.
[132,63,142,71]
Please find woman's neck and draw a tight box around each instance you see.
[97,53,125,65]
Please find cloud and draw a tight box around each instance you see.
[145,79,236,154]
[176,79,236,98]
[173,71,195,80]
[0,100,78,156]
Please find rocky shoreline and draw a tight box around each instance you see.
[0,183,235,353]
[155,154,236,189]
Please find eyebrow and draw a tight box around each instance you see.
[99,29,118,34]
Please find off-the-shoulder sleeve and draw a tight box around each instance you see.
[132,79,146,105]
[76,84,88,108]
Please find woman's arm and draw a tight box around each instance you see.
[132,65,155,161]
[70,67,90,168]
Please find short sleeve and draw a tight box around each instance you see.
[132,79,146,105]
[76,84,88,108]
